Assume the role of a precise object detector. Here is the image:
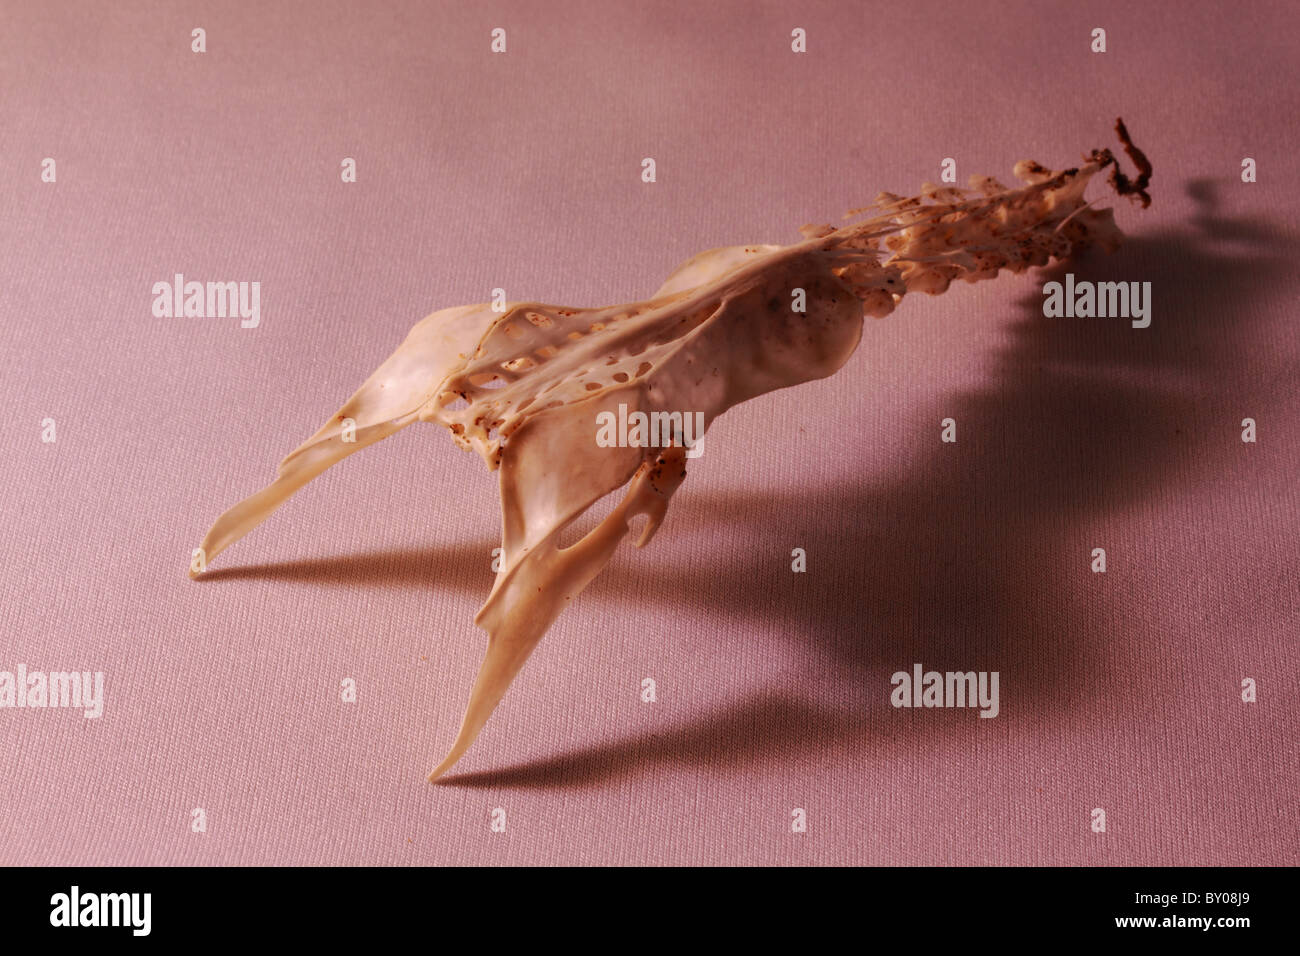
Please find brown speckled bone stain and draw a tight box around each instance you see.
[191,120,1151,781]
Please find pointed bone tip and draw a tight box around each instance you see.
[427,750,463,782]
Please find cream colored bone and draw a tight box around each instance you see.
[192,142,1139,780]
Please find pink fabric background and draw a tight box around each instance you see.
[2,0,1297,865]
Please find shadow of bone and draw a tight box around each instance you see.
[439,689,877,791]
[593,182,1293,668]
[195,541,497,592]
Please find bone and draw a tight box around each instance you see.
[191,122,1150,779]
